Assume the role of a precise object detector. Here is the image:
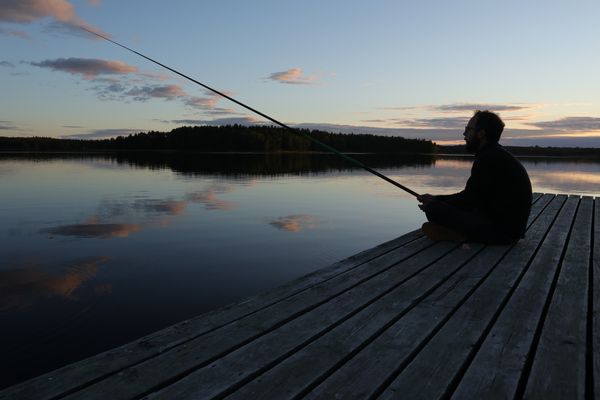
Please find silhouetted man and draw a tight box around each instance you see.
[417,110,532,244]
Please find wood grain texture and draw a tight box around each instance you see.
[523,196,593,400]
[378,195,574,400]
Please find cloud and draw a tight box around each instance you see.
[184,95,219,108]
[433,103,533,113]
[0,120,18,130]
[0,0,109,39]
[30,59,228,112]
[42,19,109,40]
[62,125,84,128]
[0,0,75,23]
[126,84,186,101]
[65,128,140,139]
[377,103,536,113]
[0,256,108,310]
[267,68,318,85]
[89,78,226,111]
[0,27,30,39]
[0,0,108,39]
[395,117,470,129]
[173,116,265,126]
[43,223,141,238]
[526,117,600,132]
[269,215,319,232]
[30,57,138,80]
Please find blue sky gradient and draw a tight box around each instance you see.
[1,0,599,146]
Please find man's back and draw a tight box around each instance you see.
[465,143,532,239]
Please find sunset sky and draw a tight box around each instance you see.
[1,0,599,146]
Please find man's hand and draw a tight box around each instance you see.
[417,193,435,212]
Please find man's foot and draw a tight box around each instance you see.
[421,222,467,242]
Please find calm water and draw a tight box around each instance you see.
[1,152,599,387]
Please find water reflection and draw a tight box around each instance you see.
[133,199,188,215]
[187,184,237,211]
[1,151,599,389]
[0,257,109,310]
[269,215,319,232]
[0,152,435,176]
[44,222,141,238]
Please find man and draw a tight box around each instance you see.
[417,110,532,244]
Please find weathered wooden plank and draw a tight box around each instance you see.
[593,197,599,400]
[376,195,575,400]
[57,238,447,400]
[450,196,586,399]
[522,196,592,400]
[303,194,562,400]
[219,193,552,400]
[0,229,423,400]
[152,244,482,400]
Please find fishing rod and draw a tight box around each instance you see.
[82,27,420,198]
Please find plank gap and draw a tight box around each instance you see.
[372,195,564,400]
[513,196,581,400]
[586,198,595,400]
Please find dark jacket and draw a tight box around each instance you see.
[438,143,532,239]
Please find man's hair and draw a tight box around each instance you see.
[474,110,505,142]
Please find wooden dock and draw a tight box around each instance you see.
[1,193,598,399]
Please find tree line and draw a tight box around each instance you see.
[437,144,600,157]
[0,125,434,153]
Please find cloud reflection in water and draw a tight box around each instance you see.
[0,257,109,311]
[269,215,319,232]
[44,222,141,238]
[187,184,237,211]
[133,199,188,215]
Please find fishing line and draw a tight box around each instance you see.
[81,27,420,198]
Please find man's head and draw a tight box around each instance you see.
[463,110,505,153]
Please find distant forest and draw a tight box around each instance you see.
[0,125,433,153]
[1,125,600,157]
[438,144,600,157]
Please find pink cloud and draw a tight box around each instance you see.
[185,95,219,108]
[126,84,187,101]
[30,57,138,79]
[0,0,109,39]
[0,0,75,23]
[267,68,318,85]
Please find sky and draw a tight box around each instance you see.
[1,0,600,147]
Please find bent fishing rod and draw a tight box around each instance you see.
[82,27,420,198]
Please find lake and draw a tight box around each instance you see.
[1,152,599,388]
